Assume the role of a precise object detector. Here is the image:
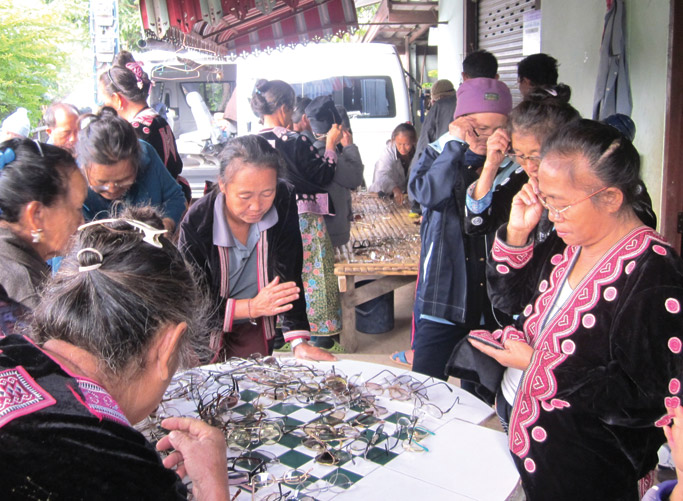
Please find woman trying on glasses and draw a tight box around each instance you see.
[178,134,335,362]
[469,120,683,501]
[0,139,86,311]
[77,107,186,233]
[0,210,230,500]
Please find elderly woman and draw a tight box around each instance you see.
[0,214,229,499]
[0,138,86,310]
[369,123,417,205]
[179,134,334,361]
[78,107,186,231]
[470,120,683,500]
[251,79,343,347]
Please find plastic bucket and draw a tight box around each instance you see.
[355,280,395,334]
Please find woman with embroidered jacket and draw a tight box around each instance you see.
[99,51,184,182]
[469,119,683,500]
[250,79,343,348]
[178,134,334,361]
[0,211,230,500]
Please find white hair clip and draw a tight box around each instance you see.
[77,248,104,272]
[78,218,168,248]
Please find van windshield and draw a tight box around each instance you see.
[289,76,396,118]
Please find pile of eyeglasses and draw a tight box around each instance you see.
[137,356,461,500]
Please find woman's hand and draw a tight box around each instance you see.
[484,128,510,171]
[472,129,511,200]
[469,338,534,370]
[250,277,301,318]
[448,116,478,145]
[392,186,405,205]
[293,341,337,361]
[340,129,353,148]
[506,179,543,246]
[158,417,229,501]
[325,124,343,150]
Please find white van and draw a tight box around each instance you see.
[235,42,411,185]
[138,43,410,196]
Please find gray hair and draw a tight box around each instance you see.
[31,207,210,377]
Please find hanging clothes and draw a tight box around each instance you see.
[592,0,633,120]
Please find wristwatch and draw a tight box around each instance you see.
[290,337,307,350]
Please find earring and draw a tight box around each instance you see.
[31,229,43,243]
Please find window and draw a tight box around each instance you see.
[290,76,396,118]
[180,82,234,114]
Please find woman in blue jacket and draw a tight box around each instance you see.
[78,107,186,231]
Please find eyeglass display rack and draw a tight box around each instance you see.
[334,192,421,352]
[142,358,519,500]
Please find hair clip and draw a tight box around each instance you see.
[125,62,145,89]
[77,248,104,272]
[33,139,44,157]
[544,87,558,97]
[78,218,168,248]
[0,148,16,170]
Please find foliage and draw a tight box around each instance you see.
[332,2,380,43]
[118,0,143,51]
[0,0,69,123]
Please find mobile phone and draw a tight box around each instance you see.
[468,331,505,350]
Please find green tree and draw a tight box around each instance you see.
[0,0,69,122]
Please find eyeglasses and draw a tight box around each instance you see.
[78,218,168,248]
[507,152,542,165]
[537,186,608,217]
[89,178,136,194]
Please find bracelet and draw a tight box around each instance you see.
[290,337,306,350]
[247,299,257,326]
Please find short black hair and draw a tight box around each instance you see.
[462,50,498,79]
[518,53,559,87]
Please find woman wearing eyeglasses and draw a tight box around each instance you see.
[0,138,87,310]
[0,211,231,499]
[78,107,186,232]
[178,134,335,362]
[469,120,683,501]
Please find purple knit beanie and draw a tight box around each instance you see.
[454,78,513,118]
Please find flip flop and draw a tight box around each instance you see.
[274,342,291,352]
[390,350,412,367]
[325,340,346,353]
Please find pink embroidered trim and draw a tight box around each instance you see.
[509,226,665,459]
[76,378,130,427]
[491,236,533,269]
[0,366,57,428]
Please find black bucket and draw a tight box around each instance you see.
[355,280,395,334]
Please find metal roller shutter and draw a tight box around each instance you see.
[478,0,537,104]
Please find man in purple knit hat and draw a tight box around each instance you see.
[407,78,515,393]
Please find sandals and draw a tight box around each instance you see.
[390,350,413,367]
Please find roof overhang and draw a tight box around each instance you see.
[140,0,358,58]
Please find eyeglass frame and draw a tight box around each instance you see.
[537,186,609,217]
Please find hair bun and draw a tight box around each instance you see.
[526,83,572,105]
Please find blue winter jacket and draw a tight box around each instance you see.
[408,137,471,324]
[82,140,186,225]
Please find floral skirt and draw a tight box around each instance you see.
[299,213,342,335]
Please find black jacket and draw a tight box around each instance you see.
[178,182,310,340]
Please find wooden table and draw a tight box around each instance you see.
[334,192,421,352]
